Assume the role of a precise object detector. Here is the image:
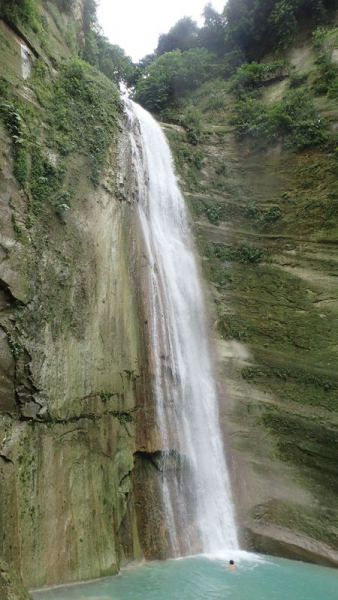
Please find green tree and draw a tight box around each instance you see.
[156,17,199,55]
[224,0,276,59]
[268,0,301,48]
[128,53,156,87]
[83,0,98,32]
[96,37,134,85]
[224,0,338,59]
[198,3,226,56]
[134,48,218,112]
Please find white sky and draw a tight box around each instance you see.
[97,0,226,62]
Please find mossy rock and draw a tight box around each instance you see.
[0,559,32,600]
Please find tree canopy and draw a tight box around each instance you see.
[134,48,218,112]
[224,0,338,58]
[81,0,134,86]
[132,0,338,112]
[156,17,199,56]
[198,3,226,56]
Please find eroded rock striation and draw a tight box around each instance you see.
[0,0,151,590]
[1,1,338,594]
[164,26,338,568]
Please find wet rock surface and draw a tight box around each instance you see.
[164,33,338,566]
[0,3,149,588]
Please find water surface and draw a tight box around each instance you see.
[33,553,338,600]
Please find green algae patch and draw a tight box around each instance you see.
[254,498,338,549]
[242,365,338,412]
[0,56,121,228]
[0,0,41,33]
[50,59,121,186]
[31,56,121,188]
[165,129,205,193]
[207,243,266,264]
[276,150,338,236]
[215,260,338,366]
[261,407,338,499]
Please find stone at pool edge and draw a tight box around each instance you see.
[0,558,33,600]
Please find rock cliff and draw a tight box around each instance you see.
[0,0,149,589]
[164,25,338,568]
[1,0,338,593]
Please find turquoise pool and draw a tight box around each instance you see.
[33,552,338,600]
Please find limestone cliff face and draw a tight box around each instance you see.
[1,0,338,589]
[0,136,144,588]
[0,1,149,589]
[165,30,338,567]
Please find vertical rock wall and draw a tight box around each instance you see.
[0,144,145,587]
[164,33,338,566]
[0,1,149,589]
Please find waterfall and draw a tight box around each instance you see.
[125,100,238,556]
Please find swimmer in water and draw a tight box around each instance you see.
[228,560,237,571]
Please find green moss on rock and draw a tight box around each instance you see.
[164,37,338,561]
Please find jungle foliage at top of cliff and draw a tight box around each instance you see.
[0,0,134,87]
[82,0,134,86]
[133,0,338,112]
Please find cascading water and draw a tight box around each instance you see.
[125,100,238,556]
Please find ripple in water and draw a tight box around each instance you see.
[33,554,338,600]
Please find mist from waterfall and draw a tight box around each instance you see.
[125,100,238,556]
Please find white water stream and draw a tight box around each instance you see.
[125,100,238,556]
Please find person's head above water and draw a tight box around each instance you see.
[229,560,234,565]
